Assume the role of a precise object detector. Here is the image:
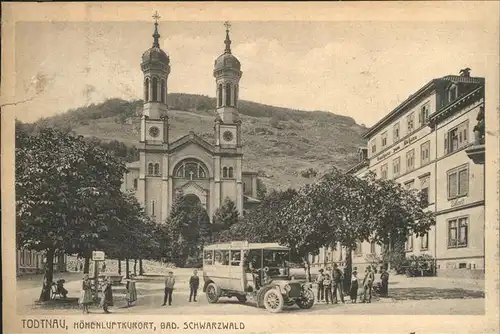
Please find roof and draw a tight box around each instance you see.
[204,242,289,251]
[169,131,215,154]
[429,85,484,125]
[362,75,484,139]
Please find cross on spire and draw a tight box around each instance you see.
[152,11,161,48]
[224,21,231,32]
[152,11,161,24]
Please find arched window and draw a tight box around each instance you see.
[173,159,209,180]
[144,78,150,102]
[218,84,223,107]
[147,163,154,175]
[154,163,160,176]
[152,77,158,102]
[161,80,165,103]
[228,167,234,178]
[133,178,138,189]
[234,84,238,106]
[225,83,232,106]
[222,167,228,178]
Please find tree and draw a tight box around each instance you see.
[16,127,127,301]
[163,192,210,266]
[211,197,240,239]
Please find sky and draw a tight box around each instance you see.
[13,19,497,126]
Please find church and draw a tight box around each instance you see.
[121,17,261,222]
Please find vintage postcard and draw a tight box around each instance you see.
[2,2,499,333]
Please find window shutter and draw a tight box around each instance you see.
[448,172,458,198]
[458,168,469,196]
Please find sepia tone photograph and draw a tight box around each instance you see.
[2,2,499,333]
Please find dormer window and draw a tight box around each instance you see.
[449,86,458,102]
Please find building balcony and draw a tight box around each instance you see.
[465,133,485,165]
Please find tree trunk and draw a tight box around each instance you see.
[345,247,353,287]
[133,259,137,276]
[125,259,130,279]
[83,256,90,274]
[139,259,144,276]
[38,248,55,302]
[118,259,122,275]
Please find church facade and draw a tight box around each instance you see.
[121,20,260,222]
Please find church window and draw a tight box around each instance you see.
[218,84,223,107]
[144,78,150,102]
[228,167,234,178]
[223,167,228,178]
[133,178,138,189]
[161,80,165,103]
[151,200,155,216]
[225,83,232,106]
[173,159,209,180]
[147,163,154,175]
[154,163,160,176]
[152,77,158,102]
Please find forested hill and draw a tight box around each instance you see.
[20,93,368,190]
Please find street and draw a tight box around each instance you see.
[17,269,485,315]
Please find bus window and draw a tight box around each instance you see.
[230,250,241,266]
[221,250,230,266]
[204,250,213,265]
[214,250,223,265]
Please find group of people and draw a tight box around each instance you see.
[78,273,138,314]
[315,264,389,304]
[161,269,200,306]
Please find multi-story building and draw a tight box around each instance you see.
[312,69,485,278]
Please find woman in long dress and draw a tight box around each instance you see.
[78,274,93,314]
[126,274,138,307]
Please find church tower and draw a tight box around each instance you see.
[136,11,171,219]
[213,22,244,214]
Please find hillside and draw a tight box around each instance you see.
[26,94,368,190]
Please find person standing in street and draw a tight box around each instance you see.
[79,274,93,314]
[315,268,325,303]
[100,277,114,314]
[162,271,175,306]
[126,274,138,307]
[189,269,200,302]
[379,267,390,297]
[332,264,345,304]
[323,273,333,304]
[349,270,359,303]
[362,265,375,303]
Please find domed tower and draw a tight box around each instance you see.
[213,21,244,215]
[213,21,242,147]
[141,12,170,117]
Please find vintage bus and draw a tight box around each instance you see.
[202,241,314,313]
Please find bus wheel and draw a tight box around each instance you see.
[263,289,284,313]
[206,283,220,304]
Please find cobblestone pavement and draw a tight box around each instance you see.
[16,269,485,315]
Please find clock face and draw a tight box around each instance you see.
[222,130,234,142]
[149,126,160,138]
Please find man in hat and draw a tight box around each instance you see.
[162,271,176,306]
[332,263,345,303]
[315,268,325,302]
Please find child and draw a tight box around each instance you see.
[350,270,359,303]
[100,277,114,314]
[189,270,200,302]
[323,274,333,304]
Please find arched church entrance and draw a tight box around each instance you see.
[183,194,202,208]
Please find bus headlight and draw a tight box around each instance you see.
[284,284,292,293]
